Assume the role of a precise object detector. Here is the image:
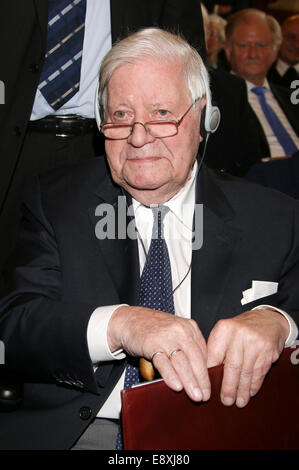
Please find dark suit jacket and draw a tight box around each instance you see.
[246,151,299,199]
[248,81,299,159]
[0,158,298,449]
[267,62,299,91]
[202,69,263,176]
[0,0,205,231]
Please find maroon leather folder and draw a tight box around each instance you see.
[121,347,299,450]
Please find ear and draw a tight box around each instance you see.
[271,45,279,64]
[224,43,232,63]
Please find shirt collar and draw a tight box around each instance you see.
[246,78,271,93]
[132,160,198,231]
[276,58,299,75]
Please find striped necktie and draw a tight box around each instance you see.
[116,205,175,449]
[251,86,297,156]
[38,0,87,110]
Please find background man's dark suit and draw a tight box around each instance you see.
[268,62,299,91]
[0,158,298,449]
[0,0,205,270]
[203,69,263,176]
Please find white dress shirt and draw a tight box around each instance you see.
[87,161,298,419]
[246,79,299,158]
[30,0,111,120]
[275,58,299,77]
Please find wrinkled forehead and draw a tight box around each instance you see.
[107,59,190,105]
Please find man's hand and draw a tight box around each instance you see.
[207,309,289,408]
[108,306,210,403]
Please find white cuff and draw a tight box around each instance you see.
[87,304,128,364]
[252,304,298,348]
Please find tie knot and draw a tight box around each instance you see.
[151,205,169,239]
[251,86,265,97]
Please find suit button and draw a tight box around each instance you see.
[29,63,39,73]
[79,406,92,420]
[14,126,22,136]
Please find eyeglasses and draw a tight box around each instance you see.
[100,99,199,140]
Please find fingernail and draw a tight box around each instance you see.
[236,397,245,408]
[193,387,202,401]
[222,396,234,406]
[173,380,182,391]
[202,388,211,401]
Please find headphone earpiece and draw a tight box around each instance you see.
[94,81,102,132]
[200,71,220,137]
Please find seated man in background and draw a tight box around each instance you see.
[267,15,299,91]
[201,3,263,176]
[225,9,298,161]
[0,27,298,451]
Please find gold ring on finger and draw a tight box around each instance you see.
[151,351,166,362]
[168,349,183,360]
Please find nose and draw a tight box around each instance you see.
[248,44,258,58]
[127,122,156,147]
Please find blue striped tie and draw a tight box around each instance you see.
[251,86,297,156]
[38,0,86,110]
[116,206,175,449]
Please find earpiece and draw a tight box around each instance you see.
[200,71,221,137]
[94,81,102,131]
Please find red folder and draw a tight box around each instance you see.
[121,347,299,450]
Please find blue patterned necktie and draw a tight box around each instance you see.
[251,86,297,156]
[139,206,175,315]
[38,0,87,110]
[116,205,175,450]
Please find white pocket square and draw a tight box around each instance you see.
[241,280,278,305]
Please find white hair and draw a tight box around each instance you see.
[98,27,208,121]
[209,14,227,42]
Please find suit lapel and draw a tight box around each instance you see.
[88,174,140,307]
[191,165,242,340]
[270,83,299,136]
